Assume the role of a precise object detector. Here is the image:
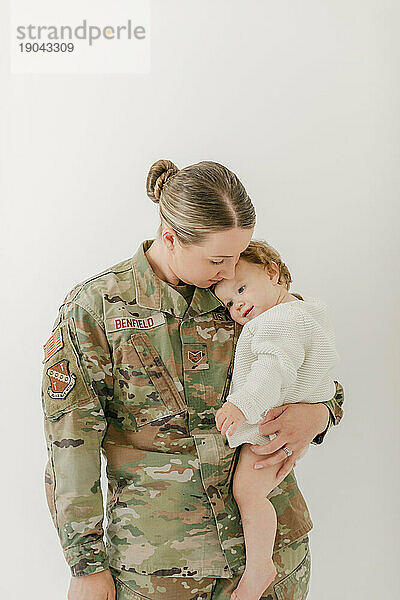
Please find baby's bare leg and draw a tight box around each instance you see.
[230,442,282,600]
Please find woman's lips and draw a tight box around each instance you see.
[243,306,254,318]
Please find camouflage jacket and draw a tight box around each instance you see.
[41,240,345,578]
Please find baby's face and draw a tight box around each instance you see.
[214,258,278,325]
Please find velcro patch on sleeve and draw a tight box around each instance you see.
[41,321,93,419]
[43,327,63,363]
[46,359,76,399]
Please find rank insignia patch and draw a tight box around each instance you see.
[43,327,63,362]
[184,345,210,371]
[188,350,204,364]
[46,359,76,400]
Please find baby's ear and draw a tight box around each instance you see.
[266,261,280,282]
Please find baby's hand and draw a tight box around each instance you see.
[215,401,246,436]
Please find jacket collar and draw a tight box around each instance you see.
[131,240,224,319]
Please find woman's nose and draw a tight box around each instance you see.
[219,263,236,279]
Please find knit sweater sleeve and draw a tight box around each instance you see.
[226,306,307,424]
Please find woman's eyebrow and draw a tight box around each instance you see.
[209,255,234,258]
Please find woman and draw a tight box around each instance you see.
[41,159,344,600]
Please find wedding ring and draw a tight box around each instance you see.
[282,445,293,456]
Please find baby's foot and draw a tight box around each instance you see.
[230,559,277,600]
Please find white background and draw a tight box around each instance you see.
[1,1,399,599]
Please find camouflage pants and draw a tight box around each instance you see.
[110,534,310,600]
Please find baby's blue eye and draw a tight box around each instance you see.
[227,301,233,308]
[238,286,245,293]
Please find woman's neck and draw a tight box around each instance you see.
[145,238,181,285]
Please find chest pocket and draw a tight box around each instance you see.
[113,332,187,427]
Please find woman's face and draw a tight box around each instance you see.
[168,228,254,288]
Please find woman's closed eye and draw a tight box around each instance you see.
[210,259,224,265]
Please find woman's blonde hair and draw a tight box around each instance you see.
[146,159,256,244]
[240,240,295,292]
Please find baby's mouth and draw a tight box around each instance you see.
[243,306,254,318]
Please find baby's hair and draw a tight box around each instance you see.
[212,239,303,300]
[240,240,295,292]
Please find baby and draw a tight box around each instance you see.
[213,240,338,600]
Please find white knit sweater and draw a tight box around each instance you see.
[225,296,338,448]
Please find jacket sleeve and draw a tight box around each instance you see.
[310,380,345,445]
[41,300,113,577]
[226,311,307,424]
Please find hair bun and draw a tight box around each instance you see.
[146,159,179,203]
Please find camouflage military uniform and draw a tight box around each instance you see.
[41,240,344,598]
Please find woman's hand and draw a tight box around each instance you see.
[67,568,115,600]
[249,403,330,480]
[215,401,246,436]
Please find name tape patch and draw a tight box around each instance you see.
[107,313,166,333]
[43,327,63,362]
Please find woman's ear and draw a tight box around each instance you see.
[162,228,178,251]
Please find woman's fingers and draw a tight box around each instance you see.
[250,432,287,455]
[258,405,286,425]
[252,446,292,467]
[275,453,297,482]
[255,453,296,479]
[252,443,304,472]
[258,416,285,437]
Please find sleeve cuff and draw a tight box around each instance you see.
[64,539,109,577]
